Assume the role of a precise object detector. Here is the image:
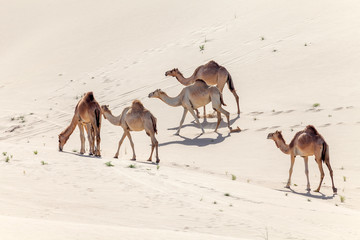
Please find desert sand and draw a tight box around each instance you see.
[0,0,359,239]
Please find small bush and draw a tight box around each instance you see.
[41,161,48,165]
[105,161,114,167]
[312,103,320,108]
[199,45,205,51]
[340,195,345,203]
[231,174,236,181]
[224,193,230,197]
[343,176,346,182]
[33,150,38,155]
[128,164,136,168]
[2,152,7,156]
[5,156,10,163]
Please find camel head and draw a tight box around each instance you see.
[267,130,282,140]
[100,105,111,119]
[165,68,179,77]
[148,89,164,98]
[58,134,68,151]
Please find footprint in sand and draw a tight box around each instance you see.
[333,107,343,111]
[346,106,354,109]
[320,123,331,127]
[269,126,280,129]
[256,127,268,131]
[336,122,344,125]
[249,111,264,116]
[285,110,294,113]
[272,111,283,115]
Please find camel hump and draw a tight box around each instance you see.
[131,100,145,111]
[84,92,95,102]
[194,79,207,86]
[207,60,220,67]
[305,125,319,135]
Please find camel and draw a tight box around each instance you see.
[148,80,240,135]
[267,125,337,193]
[165,61,240,117]
[101,100,160,163]
[59,92,102,156]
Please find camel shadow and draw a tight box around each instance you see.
[59,150,102,159]
[167,115,240,131]
[277,187,335,200]
[159,132,230,147]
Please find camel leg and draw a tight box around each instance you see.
[231,89,240,116]
[85,123,94,155]
[94,125,101,157]
[176,108,188,135]
[303,156,311,191]
[126,132,136,160]
[216,106,231,131]
[325,161,337,193]
[148,133,159,163]
[214,111,221,132]
[114,132,127,158]
[203,106,207,120]
[188,108,205,134]
[78,123,85,154]
[314,159,325,192]
[195,109,200,119]
[286,155,295,188]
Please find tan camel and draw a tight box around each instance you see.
[101,100,160,163]
[148,80,240,135]
[165,61,240,116]
[267,125,337,193]
[59,92,102,156]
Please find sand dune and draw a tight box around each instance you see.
[0,0,359,239]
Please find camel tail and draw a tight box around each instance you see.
[95,108,101,128]
[321,142,329,162]
[151,114,158,134]
[226,74,235,91]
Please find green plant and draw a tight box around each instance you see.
[224,193,230,197]
[157,165,160,170]
[41,161,48,165]
[199,45,205,51]
[307,198,311,202]
[293,183,298,186]
[261,36,265,41]
[105,161,114,167]
[33,150,38,155]
[285,193,288,196]
[312,103,320,108]
[213,201,217,204]
[304,43,307,46]
[2,152,7,156]
[231,174,236,181]
[340,195,345,203]
[72,149,77,153]
[5,156,10,162]
[128,164,136,168]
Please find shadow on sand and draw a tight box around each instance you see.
[159,132,231,147]
[277,187,335,200]
[59,150,102,159]
[167,115,240,131]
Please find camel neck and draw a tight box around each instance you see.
[103,111,121,126]
[175,72,194,86]
[59,114,78,140]
[275,138,291,154]
[158,92,182,107]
